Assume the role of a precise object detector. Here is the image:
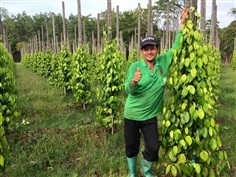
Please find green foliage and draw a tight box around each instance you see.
[22,50,53,78]
[127,49,138,71]
[95,33,126,131]
[161,11,230,177]
[56,46,72,94]
[48,54,59,86]
[0,43,18,170]
[232,51,236,71]
[69,45,92,109]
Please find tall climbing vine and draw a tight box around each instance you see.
[95,33,126,133]
[161,7,230,176]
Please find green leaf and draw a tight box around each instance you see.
[203,45,208,52]
[210,118,215,127]
[188,45,193,52]
[190,68,197,78]
[193,163,201,174]
[204,119,210,127]
[200,150,209,162]
[210,138,217,150]
[173,146,178,156]
[170,131,174,139]
[181,86,188,98]
[202,167,209,177]
[188,85,195,94]
[202,127,208,138]
[177,153,186,164]
[180,139,186,147]
[185,127,189,135]
[194,31,200,40]
[171,165,178,177]
[209,168,216,177]
[184,112,190,123]
[0,114,2,125]
[209,127,213,137]
[165,120,171,127]
[181,74,187,83]
[190,52,195,60]
[180,164,194,175]
[198,109,205,119]
[202,54,208,64]
[203,103,209,113]
[185,135,192,146]
[216,136,222,147]
[168,151,177,162]
[197,59,203,68]
[181,103,187,111]
[0,155,4,167]
[165,164,171,175]
[193,41,199,50]
[184,58,190,67]
[174,129,182,141]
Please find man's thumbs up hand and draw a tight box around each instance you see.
[131,67,142,86]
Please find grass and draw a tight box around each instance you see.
[1,63,236,177]
[217,64,236,176]
[3,63,127,177]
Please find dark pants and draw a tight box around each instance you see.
[124,117,160,162]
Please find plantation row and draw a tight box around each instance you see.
[22,35,137,132]
[0,42,18,169]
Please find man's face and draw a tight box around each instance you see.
[141,44,158,62]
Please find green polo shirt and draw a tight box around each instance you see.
[124,30,183,121]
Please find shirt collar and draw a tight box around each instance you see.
[141,58,160,68]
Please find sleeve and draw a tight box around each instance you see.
[166,30,183,63]
[124,63,138,95]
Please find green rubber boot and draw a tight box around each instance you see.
[127,156,137,177]
[140,158,156,177]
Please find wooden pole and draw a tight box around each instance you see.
[97,13,100,51]
[74,25,77,47]
[52,13,56,53]
[107,0,112,41]
[138,13,141,60]
[210,0,217,46]
[83,20,87,45]
[77,0,82,45]
[147,0,152,36]
[41,25,44,52]
[116,5,120,46]
[165,0,170,49]
[62,1,67,45]
[45,19,49,50]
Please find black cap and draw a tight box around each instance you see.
[140,36,158,49]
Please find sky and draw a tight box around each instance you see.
[0,0,236,28]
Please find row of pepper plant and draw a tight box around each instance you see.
[0,42,18,170]
[161,7,230,176]
[95,32,126,134]
[22,33,127,131]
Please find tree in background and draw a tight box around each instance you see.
[229,7,236,18]
[220,21,236,63]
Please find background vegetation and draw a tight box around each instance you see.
[0,1,236,62]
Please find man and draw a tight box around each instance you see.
[124,8,189,177]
